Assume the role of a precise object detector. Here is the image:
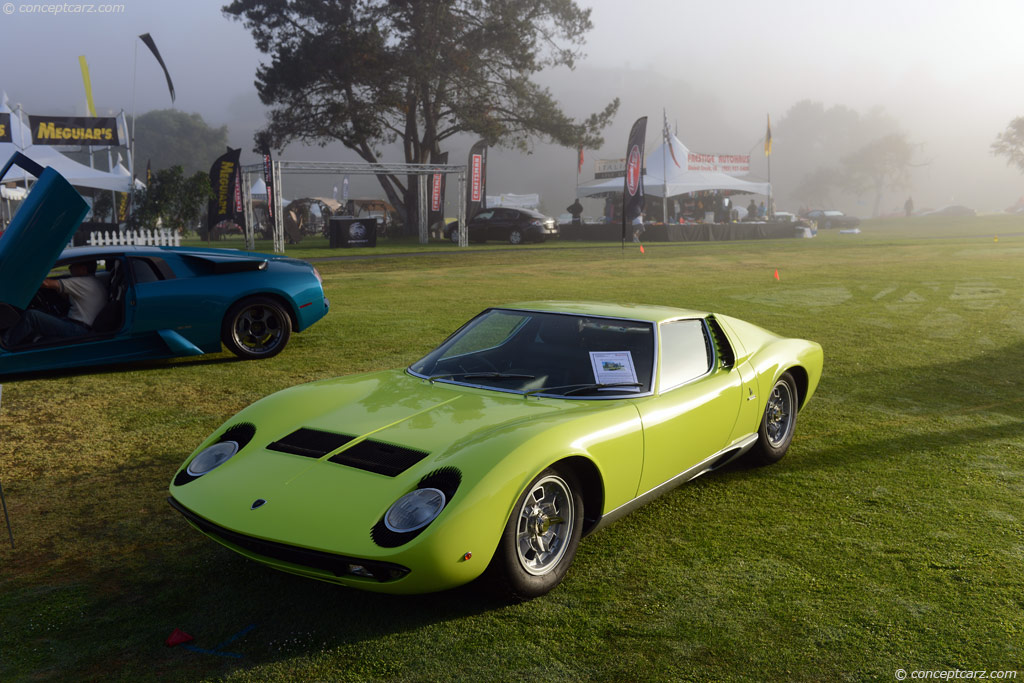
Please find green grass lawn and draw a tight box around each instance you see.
[2,215,1022,681]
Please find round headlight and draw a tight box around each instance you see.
[186,440,239,476]
[384,487,447,533]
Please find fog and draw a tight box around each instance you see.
[2,0,1022,217]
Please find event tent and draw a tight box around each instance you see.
[576,134,770,199]
[1,101,143,193]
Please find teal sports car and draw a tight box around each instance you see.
[169,302,823,599]
[0,153,328,375]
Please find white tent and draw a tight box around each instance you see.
[486,193,540,210]
[576,134,770,199]
[1,101,142,193]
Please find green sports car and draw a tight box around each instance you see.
[169,302,823,598]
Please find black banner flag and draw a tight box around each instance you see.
[466,140,487,219]
[28,115,120,146]
[428,152,448,230]
[622,116,648,244]
[262,149,275,220]
[139,33,176,103]
[208,147,243,229]
[0,113,10,143]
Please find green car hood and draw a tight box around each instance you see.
[171,370,617,558]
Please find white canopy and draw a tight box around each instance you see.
[577,134,770,199]
[1,101,143,193]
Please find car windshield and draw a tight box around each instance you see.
[408,308,655,397]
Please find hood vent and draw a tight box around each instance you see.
[328,440,429,477]
[267,428,355,458]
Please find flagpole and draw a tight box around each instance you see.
[662,109,668,225]
[0,385,14,549]
[129,38,138,227]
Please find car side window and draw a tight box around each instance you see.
[475,211,494,221]
[659,319,713,389]
[499,209,518,220]
[129,257,162,284]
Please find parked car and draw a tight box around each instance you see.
[169,301,823,598]
[445,207,558,244]
[0,152,329,376]
[804,210,861,230]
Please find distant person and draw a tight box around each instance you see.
[758,201,767,218]
[1,260,106,347]
[566,198,583,225]
[746,199,757,220]
[905,196,914,217]
[631,212,645,242]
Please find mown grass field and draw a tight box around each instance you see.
[1,215,1022,681]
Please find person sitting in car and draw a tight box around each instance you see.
[1,260,107,347]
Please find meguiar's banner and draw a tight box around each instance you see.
[28,115,120,145]
[0,114,10,143]
[207,147,243,229]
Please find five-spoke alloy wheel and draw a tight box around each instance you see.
[222,296,293,360]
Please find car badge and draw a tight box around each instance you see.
[251,499,267,510]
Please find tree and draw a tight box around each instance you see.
[841,133,915,217]
[224,0,619,231]
[133,110,229,175]
[91,192,114,222]
[130,166,213,232]
[992,117,1024,174]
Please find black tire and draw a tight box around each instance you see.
[508,229,523,245]
[748,372,798,466]
[486,466,583,600]
[222,296,292,360]
[449,229,460,244]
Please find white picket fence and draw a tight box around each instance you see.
[87,229,181,247]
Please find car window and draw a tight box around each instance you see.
[439,310,529,359]
[474,211,495,221]
[129,257,163,283]
[659,319,713,389]
[498,209,519,220]
[409,309,655,397]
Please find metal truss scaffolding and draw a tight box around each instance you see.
[240,160,469,252]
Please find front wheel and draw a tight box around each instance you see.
[748,372,798,466]
[486,467,583,600]
[222,296,292,359]
[508,229,523,245]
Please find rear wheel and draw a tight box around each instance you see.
[748,372,798,465]
[487,467,583,600]
[222,296,292,359]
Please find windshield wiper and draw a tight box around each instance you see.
[428,372,536,383]
[523,382,642,397]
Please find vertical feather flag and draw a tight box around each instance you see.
[621,116,648,246]
[764,114,772,157]
[78,56,97,117]
[138,33,175,103]
[663,110,680,168]
[577,146,584,174]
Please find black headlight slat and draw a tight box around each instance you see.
[267,428,355,458]
[328,440,428,477]
[371,467,462,548]
[173,422,257,487]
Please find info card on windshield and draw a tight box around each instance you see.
[589,351,640,391]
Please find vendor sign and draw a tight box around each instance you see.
[28,115,120,146]
[0,114,10,143]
